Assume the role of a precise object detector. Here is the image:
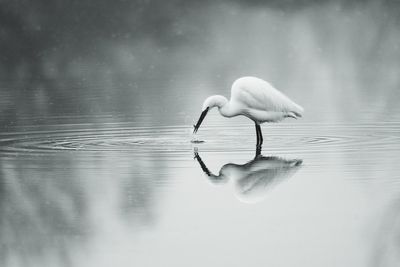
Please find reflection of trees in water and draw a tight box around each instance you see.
[341,128,400,265]
[0,152,166,266]
[370,197,400,267]
[85,153,167,227]
[120,173,156,224]
[0,156,87,266]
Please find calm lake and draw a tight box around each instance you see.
[1,1,400,266]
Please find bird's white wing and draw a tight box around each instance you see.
[231,77,303,115]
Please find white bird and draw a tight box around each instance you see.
[193,76,304,146]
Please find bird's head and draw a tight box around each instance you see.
[193,95,227,133]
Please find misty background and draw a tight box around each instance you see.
[1,1,400,267]
[1,0,400,128]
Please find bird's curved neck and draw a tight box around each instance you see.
[203,95,237,118]
[219,102,236,118]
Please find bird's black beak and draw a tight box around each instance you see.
[193,107,209,134]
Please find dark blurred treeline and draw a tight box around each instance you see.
[0,0,399,128]
[0,0,193,78]
[0,0,397,79]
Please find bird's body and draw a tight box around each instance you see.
[193,76,304,146]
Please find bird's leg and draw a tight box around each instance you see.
[255,144,262,158]
[255,123,264,157]
[255,123,263,146]
[258,124,263,145]
[255,123,260,146]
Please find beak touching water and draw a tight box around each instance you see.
[193,107,209,133]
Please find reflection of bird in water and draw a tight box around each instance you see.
[194,148,302,203]
[193,76,304,148]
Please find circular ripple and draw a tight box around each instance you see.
[0,123,399,155]
[0,126,192,155]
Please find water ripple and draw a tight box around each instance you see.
[0,123,399,156]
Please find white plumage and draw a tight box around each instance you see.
[193,76,304,146]
[231,77,304,122]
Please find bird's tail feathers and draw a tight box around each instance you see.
[285,112,299,119]
[291,103,304,118]
[292,111,302,118]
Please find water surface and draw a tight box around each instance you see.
[1,1,400,267]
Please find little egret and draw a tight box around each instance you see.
[193,76,304,146]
